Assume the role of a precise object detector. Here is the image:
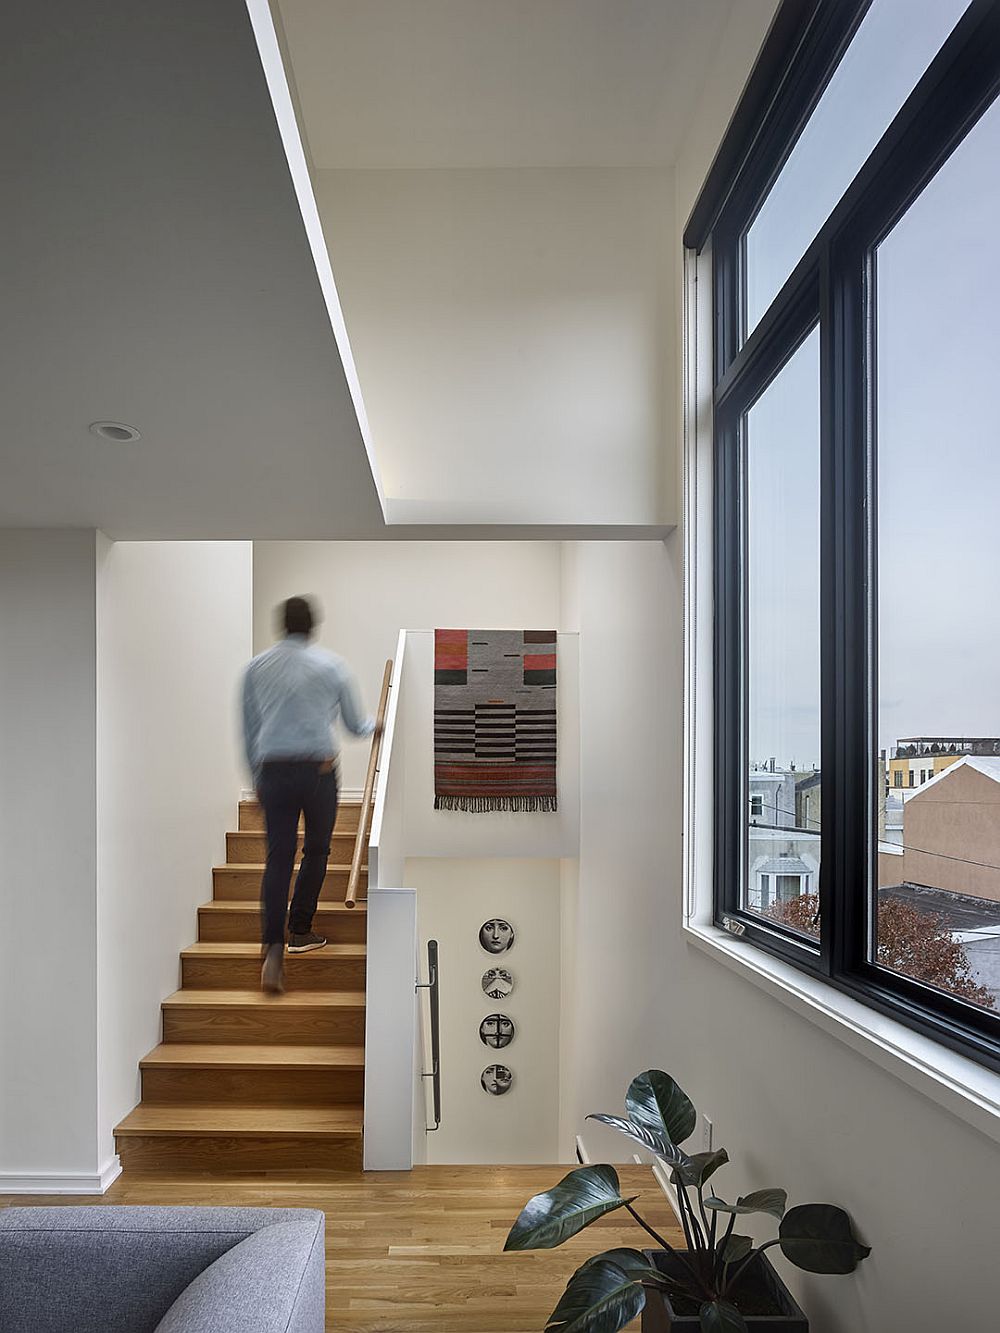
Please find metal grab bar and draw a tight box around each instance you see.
[416,939,441,1132]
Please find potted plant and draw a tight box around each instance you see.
[504,1070,870,1332]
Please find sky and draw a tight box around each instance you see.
[745,0,1000,769]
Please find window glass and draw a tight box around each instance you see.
[745,328,821,939]
[744,0,971,335]
[874,95,1000,1014]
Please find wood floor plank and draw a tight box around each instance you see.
[0,1165,682,1332]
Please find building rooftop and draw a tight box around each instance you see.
[880,883,1000,931]
[758,857,811,876]
[910,755,1000,798]
[894,736,1000,758]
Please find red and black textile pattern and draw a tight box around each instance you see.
[433,629,557,812]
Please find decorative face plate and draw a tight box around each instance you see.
[479,1013,516,1048]
[481,967,514,1000]
[481,1063,514,1096]
[479,918,515,953]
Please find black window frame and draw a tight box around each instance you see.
[687,0,1000,1070]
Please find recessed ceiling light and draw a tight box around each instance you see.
[89,421,142,442]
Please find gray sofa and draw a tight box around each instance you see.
[0,1206,325,1332]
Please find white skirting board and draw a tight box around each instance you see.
[1,1155,122,1196]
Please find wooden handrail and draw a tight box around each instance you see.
[345,658,393,908]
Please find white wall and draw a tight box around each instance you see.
[558,541,678,1160]
[363,885,418,1170]
[95,540,252,1166]
[561,539,1000,1331]
[316,167,677,526]
[672,0,780,508]
[0,530,101,1184]
[557,855,580,1159]
[252,540,564,791]
[405,857,562,1165]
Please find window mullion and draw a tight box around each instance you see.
[820,228,870,983]
[713,404,743,924]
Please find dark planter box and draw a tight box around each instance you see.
[640,1250,808,1332]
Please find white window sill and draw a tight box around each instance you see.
[683,918,1000,1145]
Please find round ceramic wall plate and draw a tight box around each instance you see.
[481,1063,514,1096]
[479,1013,516,1048]
[481,967,514,1000]
[479,917,515,953]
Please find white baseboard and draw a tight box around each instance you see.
[1,1155,121,1196]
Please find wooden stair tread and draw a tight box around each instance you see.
[181,941,365,960]
[200,899,365,913]
[214,862,361,872]
[115,1103,363,1137]
[162,988,366,1009]
[140,1042,365,1069]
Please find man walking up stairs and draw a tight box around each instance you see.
[242,596,375,994]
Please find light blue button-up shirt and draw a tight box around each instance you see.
[242,635,374,781]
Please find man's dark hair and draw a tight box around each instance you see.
[282,596,316,637]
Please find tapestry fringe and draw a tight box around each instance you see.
[434,795,558,813]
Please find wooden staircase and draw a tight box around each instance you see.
[114,796,369,1173]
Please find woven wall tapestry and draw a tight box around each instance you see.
[434,629,557,812]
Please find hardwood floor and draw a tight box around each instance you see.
[0,1164,682,1332]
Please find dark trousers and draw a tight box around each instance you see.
[258,761,339,946]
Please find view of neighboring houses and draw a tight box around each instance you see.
[885,734,1000,790]
[747,763,819,913]
[748,743,1000,1005]
[879,754,1000,1006]
[878,755,1000,901]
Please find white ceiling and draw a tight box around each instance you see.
[0,0,754,539]
[276,0,737,170]
[0,0,384,538]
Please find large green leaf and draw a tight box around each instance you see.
[717,1233,752,1265]
[586,1114,692,1171]
[699,1299,748,1333]
[577,1248,666,1285]
[778,1204,871,1274]
[672,1149,729,1189]
[704,1189,787,1220]
[545,1260,646,1333]
[626,1071,697,1146]
[504,1165,636,1252]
